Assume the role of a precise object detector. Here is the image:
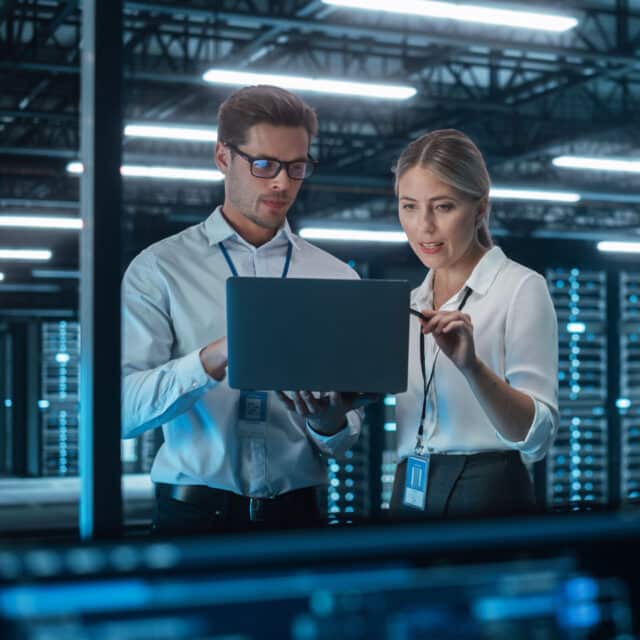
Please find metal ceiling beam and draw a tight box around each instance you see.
[122,2,640,67]
[5,2,640,70]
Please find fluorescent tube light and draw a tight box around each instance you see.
[490,188,581,203]
[597,241,640,254]
[66,162,83,174]
[323,0,578,32]
[0,272,4,281]
[299,228,407,242]
[201,69,416,100]
[0,215,82,230]
[553,156,640,174]
[0,249,52,261]
[124,124,217,142]
[66,162,224,182]
[120,165,224,181]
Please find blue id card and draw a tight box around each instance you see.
[238,391,268,422]
[403,455,430,510]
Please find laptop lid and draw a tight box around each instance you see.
[226,277,410,393]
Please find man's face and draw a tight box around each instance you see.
[216,124,310,236]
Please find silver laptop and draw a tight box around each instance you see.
[226,277,410,393]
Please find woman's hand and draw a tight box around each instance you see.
[276,391,379,435]
[417,309,478,372]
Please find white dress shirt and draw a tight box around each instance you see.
[122,206,362,497]
[396,246,559,464]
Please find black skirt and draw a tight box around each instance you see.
[390,450,536,519]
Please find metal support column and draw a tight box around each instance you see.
[79,0,123,538]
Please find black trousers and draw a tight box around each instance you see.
[390,450,536,519]
[153,483,323,534]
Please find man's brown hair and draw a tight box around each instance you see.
[217,85,318,147]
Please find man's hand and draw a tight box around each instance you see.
[276,391,379,436]
[199,336,228,381]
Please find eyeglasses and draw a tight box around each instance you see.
[224,142,317,180]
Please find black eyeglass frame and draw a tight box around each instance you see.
[224,142,317,180]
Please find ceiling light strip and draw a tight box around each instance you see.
[0,249,52,261]
[323,0,578,32]
[0,216,82,230]
[299,228,407,242]
[202,69,416,100]
[124,124,218,142]
[553,156,640,174]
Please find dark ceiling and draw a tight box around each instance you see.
[1,0,640,310]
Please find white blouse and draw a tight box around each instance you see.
[395,246,559,464]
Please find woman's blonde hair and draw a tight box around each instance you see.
[393,129,493,248]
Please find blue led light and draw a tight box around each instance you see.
[474,595,555,621]
[384,422,397,432]
[4,399,12,408]
[616,398,631,409]
[37,400,50,409]
[567,322,586,333]
[55,352,70,364]
[559,603,601,629]
[384,395,396,406]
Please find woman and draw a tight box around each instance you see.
[391,129,558,518]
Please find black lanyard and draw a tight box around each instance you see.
[218,239,293,278]
[415,286,472,454]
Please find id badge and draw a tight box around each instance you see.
[403,455,430,510]
[238,391,268,423]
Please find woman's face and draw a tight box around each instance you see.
[398,166,485,272]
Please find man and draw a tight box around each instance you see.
[122,85,366,533]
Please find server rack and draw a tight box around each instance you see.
[619,272,640,504]
[545,268,609,509]
[38,320,156,477]
[40,321,80,477]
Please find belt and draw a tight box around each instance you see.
[155,482,319,524]
[420,449,519,458]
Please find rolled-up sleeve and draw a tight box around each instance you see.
[497,273,559,462]
[121,252,218,439]
[304,409,363,457]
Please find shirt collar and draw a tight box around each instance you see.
[465,245,508,295]
[203,205,301,250]
[411,246,508,308]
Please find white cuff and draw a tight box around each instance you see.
[495,395,556,463]
[176,348,219,394]
[305,411,360,456]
